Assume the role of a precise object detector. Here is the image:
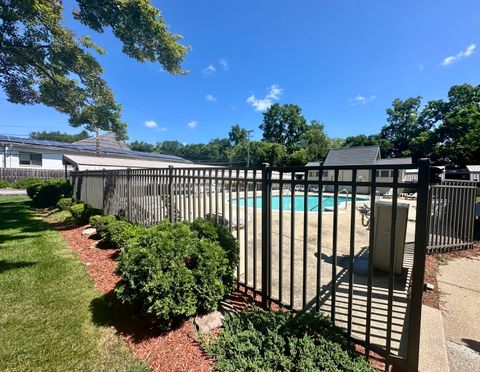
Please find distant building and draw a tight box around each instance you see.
[466,165,480,182]
[0,132,191,171]
[306,145,412,193]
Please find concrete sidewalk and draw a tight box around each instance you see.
[438,256,480,372]
[0,188,27,196]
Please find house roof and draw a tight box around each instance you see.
[323,145,380,166]
[73,132,130,151]
[64,154,207,171]
[0,134,190,164]
[466,165,480,173]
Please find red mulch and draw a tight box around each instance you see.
[55,224,214,372]
[48,218,387,371]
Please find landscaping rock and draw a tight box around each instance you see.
[82,227,97,236]
[194,311,224,333]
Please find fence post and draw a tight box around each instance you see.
[168,166,174,223]
[407,158,430,372]
[261,163,271,308]
[127,168,132,221]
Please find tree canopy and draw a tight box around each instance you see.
[29,130,90,143]
[0,0,189,139]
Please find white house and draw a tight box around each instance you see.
[306,145,412,194]
[466,165,480,182]
[0,133,191,171]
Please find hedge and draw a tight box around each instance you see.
[115,220,234,328]
[89,215,144,248]
[26,179,72,207]
[69,203,102,225]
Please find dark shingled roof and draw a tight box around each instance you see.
[323,145,380,166]
[376,157,412,165]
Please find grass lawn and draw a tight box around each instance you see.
[0,196,148,371]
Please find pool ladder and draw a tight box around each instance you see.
[309,188,349,211]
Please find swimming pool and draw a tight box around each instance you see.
[233,194,365,212]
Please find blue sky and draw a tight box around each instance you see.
[1,0,480,144]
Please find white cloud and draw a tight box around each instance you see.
[206,94,217,102]
[202,64,216,76]
[187,120,198,129]
[145,120,157,128]
[348,95,376,105]
[441,43,476,66]
[246,84,284,112]
[219,58,229,70]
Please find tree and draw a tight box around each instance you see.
[229,141,286,167]
[299,120,330,161]
[0,1,189,139]
[155,140,184,157]
[342,134,392,158]
[380,97,431,158]
[228,124,249,146]
[259,103,308,152]
[423,84,480,166]
[129,141,155,153]
[287,148,309,166]
[30,130,90,143]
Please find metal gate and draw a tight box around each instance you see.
[427,180,477,253]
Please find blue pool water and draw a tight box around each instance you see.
[233,195,364,212]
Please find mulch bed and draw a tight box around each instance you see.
[47,217,388,371]
[54,223,214,372]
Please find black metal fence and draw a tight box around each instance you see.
[0,167,67,183]
[71,161,432,371]
[427,180,477,253]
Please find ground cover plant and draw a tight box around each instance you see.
[0,196,147,371]
[26,178,72,207]
[203,308,375,372]
[115,219,236,329]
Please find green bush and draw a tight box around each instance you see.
[26,179,72,207]
[190,218,239,289]
[203,308,375,372]
[70,203,102,225]
[89,215,142,248]
[13,177,44,189]
[57,197,75,211]
[115,220,232,328]
[0,180,12,188]
[107,220,144,248]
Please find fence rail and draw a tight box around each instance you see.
[427,180,477,253]
[0,168,67,183]
[72,161,432,372]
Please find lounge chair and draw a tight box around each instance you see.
[404,192,417,200]
[382,188,393,198]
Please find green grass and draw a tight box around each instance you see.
[0,196,148,372]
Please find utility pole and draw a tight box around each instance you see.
[246,130,254,167]
[95,128,99,157]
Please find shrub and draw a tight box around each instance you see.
[70,203,102,225]
[0,180,12,188]
[13,177,44,189]
[190,218,239,289]
[89,215,142,248]
[57,197,75,211]
[203,308,375,372]
[115,220,232,328]
[26,179,72,207]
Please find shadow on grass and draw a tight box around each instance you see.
[90,290,183,344]
[0,260,36,273]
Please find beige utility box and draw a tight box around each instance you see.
[372,201,409,275]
